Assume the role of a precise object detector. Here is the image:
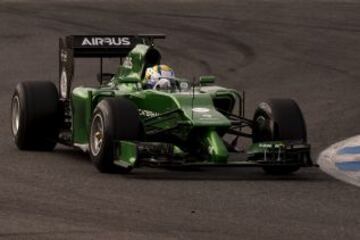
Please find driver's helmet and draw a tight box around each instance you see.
[144,64,175,89]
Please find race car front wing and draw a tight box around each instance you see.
[113,140,313,168]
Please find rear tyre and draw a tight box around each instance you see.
[252,99,307,174]
[11,81,59,151]
[89,98,142,173]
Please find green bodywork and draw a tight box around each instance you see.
[114,141,137,168]
[69,43,289,167]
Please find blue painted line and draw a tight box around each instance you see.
[335,161,360,171]
[337,146,360,155]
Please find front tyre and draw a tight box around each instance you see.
[89,98,142,173]
[11,81,59,151]
[252,98,307,175]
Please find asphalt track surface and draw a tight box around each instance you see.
[0,0,360,239]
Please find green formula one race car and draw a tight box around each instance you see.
[11,34,313,174]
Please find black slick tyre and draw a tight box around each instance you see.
[252,98,307,175]
[89,98,142,173]
[11,81,59,151]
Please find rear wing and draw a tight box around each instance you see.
[59,34,165,98]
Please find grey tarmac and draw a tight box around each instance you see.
[0,0,359,239]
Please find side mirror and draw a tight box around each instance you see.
[199,75,215,85]
[97,73,114,84]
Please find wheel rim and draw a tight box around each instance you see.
[11,95,20,136]
[90,114,104,156]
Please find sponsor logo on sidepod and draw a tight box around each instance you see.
[139,109,160,118]
[81,37,131,46]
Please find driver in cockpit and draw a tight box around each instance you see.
[143,64,175,90]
